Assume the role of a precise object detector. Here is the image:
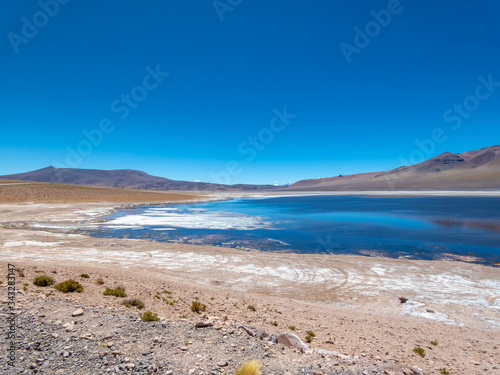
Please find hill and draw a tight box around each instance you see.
[288,145,500,191]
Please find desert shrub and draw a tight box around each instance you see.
[0,281,3,285]
[103,287,127,298]
[247,305,256,311]
[33,276,54,287]
[271,321,278,327]
[234,359,262,375]
[96,279,104,285]
[23,286,27,291]
[191,300,206,313]
[123,299,144,309]
[413,347,425,357]
[80,273,90,278]
[141,311,159,322]
[431,340,438,346]
[440,369,452,375]
[55,279,83,293]
[288,325,296,330]
[306,330,316,337]
[305,335,313,343]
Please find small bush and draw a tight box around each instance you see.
[123,299,144,309]
[34,270,44,273]
[271,321,278,327]
[55,279,83,293]
[0,281,3,285]
[141,311,159,322]
[305,335,313,343]
[23,286,27,291]
[288,326,296,331]
[103,287,127,298]
[184,339,190,346]
[306,330,316,337]
[191,301,206,313]
[96,279,104,285]
[431,340,438,346]
[33,276,54,287]
[234,359,262,375]
[440,369,452,375]
[80,274,90,278]
[247,305,256,311]
[413,347,425,357]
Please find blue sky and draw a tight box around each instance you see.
[1,1,499,184]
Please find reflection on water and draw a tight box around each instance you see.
[85,196,500,265]
[433,219,500,233]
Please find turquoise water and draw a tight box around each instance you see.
[87,196,500,264]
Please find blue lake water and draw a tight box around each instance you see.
[87,196,500,264]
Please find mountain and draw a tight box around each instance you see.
[288,145,500,191]
[0,167,278,191]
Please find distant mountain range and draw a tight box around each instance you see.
[0,166,278,191]
[288,145,500,191]
[1,145,499,191]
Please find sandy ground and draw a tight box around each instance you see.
[1,198,500,374]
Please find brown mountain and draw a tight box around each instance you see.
[0,167,278,191]
[288,145,500,191]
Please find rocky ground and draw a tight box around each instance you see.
[0,280,426,375]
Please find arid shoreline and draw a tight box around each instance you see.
[1,193,499,374]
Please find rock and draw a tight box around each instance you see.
[277,333,310,351]
[195,321,213,328]
[399,297,408,304]
[51,333,59,339]
[107,341,114,348]
[72,308,84,317]
[255,328,268,339]
[312,371,323,375]
[80,333,92,340]
[62,351,70,358]
[426,308,435,313]
[237,323,255,337]
[217,360,229,367]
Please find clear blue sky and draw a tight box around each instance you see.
[1,1,499,184]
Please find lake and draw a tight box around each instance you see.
[86,195,500,264]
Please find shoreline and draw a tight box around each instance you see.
[1,197,500,374]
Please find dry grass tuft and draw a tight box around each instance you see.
[234,359,262,375]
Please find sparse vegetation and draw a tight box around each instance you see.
[413,347,425,357]
[33,276,54,287]
[184,339,190,346]
[234,359,262,375]
[440,369,452,375]
[80,273,90,278]
[141,311,159,322]
[34,270,45,273]
[0,281,3,285]
[191,300,206,313]
[96,279,104,285]
[288,326,296,331]
[103,287,127,298]
[23,286,27,291]
[306,330,316,337]
[247,305,256,311]
[431,340,438,346]
[55,279,84,293]
[123,299,144,309]
[305,335,313,343]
